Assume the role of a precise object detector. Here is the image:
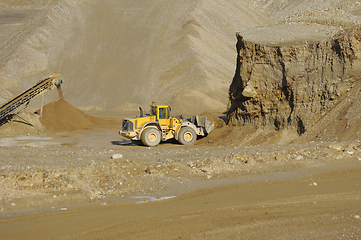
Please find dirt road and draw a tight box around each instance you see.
[1,157,360,239]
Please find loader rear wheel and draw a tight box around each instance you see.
[141,127,161,147]
[178,127,196,145]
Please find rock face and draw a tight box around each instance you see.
[227,27,361,136]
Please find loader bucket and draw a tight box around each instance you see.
[190,116,215,135]
[204,119,215,134]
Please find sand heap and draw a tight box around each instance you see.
[40,99,100,132]
[0,0,272,115]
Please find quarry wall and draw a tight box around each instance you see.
[227,27,361,136]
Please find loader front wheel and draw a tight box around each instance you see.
[141,127,161,147]
[178,127,196,145]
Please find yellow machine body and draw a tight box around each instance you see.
[120,104,214,147]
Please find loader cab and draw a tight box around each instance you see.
[151,104,170,126]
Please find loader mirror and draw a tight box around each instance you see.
[168,106,171,112]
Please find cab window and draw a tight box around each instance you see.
[159,107,167,119]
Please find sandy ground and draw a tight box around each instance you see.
[0,100,360,239]
[1,106,361,239]
[0,127,361,239]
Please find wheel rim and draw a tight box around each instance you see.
[148,132,158,142]
[184,132,193,142]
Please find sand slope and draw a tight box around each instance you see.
[0,0,272,115]
[2,0,360,115]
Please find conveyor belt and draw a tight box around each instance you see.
[0,73,64,122]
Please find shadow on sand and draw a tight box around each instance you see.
[111,140,134,146]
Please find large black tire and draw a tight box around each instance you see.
[178,127,196,145]
[141,127,161,147]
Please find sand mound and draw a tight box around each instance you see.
[197,123,300,146]
[200,112,226,128]
[40,100,99,132]
[0,0,272,115]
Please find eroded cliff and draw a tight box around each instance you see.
[227,27,361,141]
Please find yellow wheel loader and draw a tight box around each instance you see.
[120,103,214,147]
